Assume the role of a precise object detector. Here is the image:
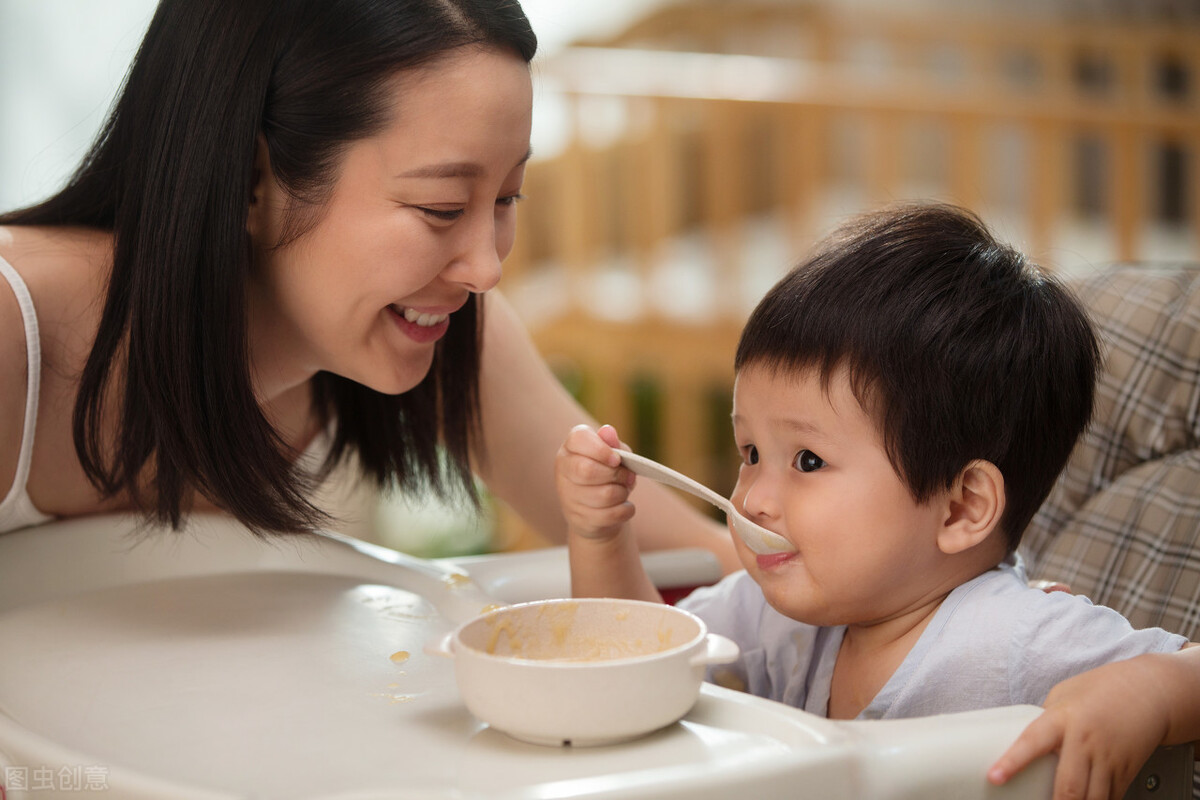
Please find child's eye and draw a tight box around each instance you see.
[743,445,759,465]
[794,449,825,473]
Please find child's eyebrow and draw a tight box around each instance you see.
[731,413,825,438]
[782,419,824,437]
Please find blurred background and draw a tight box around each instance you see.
[3,0,1198,556]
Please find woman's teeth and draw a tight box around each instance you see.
[401,308,448,327]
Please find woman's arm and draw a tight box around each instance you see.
[474,291,740,573]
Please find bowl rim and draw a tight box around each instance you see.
[452,597,709,668]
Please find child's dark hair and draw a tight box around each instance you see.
[735,203,1100,552]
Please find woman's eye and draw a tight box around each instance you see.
[418,207,464,222]
[794,449,825,473]
[497,193,526,208]
[743,445,759,465]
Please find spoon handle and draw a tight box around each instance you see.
[617,450,796,556]
[617,451,732,513]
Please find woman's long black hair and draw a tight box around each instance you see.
[0,0,537,533]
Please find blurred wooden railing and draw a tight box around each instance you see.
[490,10,1200,549]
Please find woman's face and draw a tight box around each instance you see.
[247,46,533,398]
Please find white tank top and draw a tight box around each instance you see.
[0,256,55,532]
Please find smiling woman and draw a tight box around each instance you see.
[0,0,535,535]
[245,46,533,400]
[0,0,739,574]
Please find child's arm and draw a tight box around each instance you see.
[555,424,662,603]
[988,643,1200,800]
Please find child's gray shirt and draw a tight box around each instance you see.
[677,556,1187,719]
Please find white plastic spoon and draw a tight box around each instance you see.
[617,451,796,556]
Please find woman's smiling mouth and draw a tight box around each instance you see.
[389,304,452,342]
[399,306,448,327]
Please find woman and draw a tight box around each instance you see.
[0,0,738,572]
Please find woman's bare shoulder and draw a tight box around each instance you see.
[0,225,109,365]
[0,225,111,500]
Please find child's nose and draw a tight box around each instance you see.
[735,473,780,522]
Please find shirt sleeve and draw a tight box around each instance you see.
[1008,588,1189,707]
[863,566,1190,720]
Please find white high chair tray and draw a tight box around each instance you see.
[0,514,1051,800]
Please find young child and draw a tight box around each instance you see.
[556,203,1199,799]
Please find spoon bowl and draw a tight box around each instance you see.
[617,451,795,556]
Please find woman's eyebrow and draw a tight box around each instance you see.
[398,148,533,180]
[398,162,482,179]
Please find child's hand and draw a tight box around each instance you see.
[559,424,662,602]
[988,655,1171,800]
[555,423,637,542]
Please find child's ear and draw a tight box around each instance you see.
[937,460,1005,555]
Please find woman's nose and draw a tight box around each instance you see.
[446,216,503,293]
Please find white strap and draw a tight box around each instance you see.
[0,257,42,508]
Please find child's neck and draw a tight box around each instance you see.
[825,541,1009,720]
[826,595,947,720]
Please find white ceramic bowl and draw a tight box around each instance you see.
[429,597,739,746]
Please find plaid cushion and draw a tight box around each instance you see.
[1021,262,1200,798]
[1022,264,1200,639]
[1022,266,1200,642]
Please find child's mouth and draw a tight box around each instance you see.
[755,551,796,570]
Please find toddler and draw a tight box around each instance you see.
[556,203,1199,799]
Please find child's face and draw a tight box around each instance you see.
[730,365,953,627]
